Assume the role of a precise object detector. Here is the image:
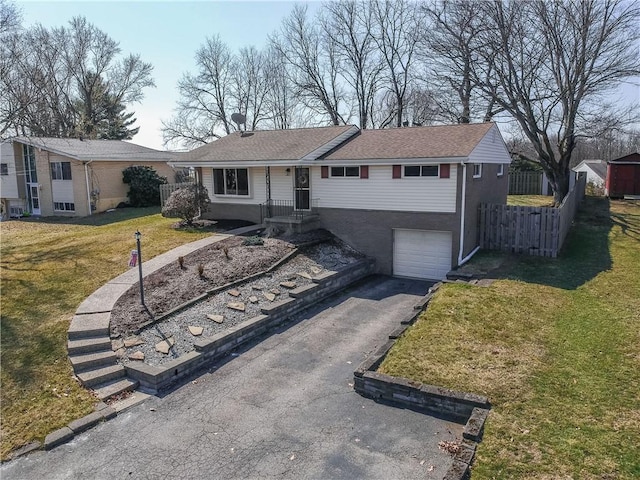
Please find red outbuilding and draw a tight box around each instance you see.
[606,152,640,198]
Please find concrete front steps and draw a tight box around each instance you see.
[68,313,138,401]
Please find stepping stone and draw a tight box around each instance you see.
[298,272,312,280]
[249,296,259,303]
[251,285,263,291]
[128,351,145,361]
[111,339,124,350]
[280,281,296,289]
[228,289,241,297]
[155,337,175,354]
[124,336,144,348]
[227,302,246,312]
[207,314,224,324]
[263,292,276,302]
[270,289,281,295]
[310,267,321,274]
[188,326,204,336]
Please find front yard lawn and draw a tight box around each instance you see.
[380,197,640,479]
[0,208,212,459]
[507,194,555,207]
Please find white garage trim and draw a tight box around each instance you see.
[393,229,453,280]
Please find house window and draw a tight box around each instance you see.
[404,165,439,177]
[473,163,482,178]
[0,163,8,175]
[53,202,75,212]
[51,162,72,180]
[213,168,249,196]
[330,166,360,177]
[497,164,504,177]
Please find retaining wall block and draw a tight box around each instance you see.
[463,407,490,442]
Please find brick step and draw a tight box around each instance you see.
[92,378,139,401]
[67,337,112,355]
[68,313,110,340]
[77,364,125,388]
[69,351,117,373]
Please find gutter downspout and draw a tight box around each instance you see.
[457,162,481,266]
[84,160,93,216]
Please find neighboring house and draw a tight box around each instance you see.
[606,152,640,198]
[573,159,606,187]
[0,141,21,219]
[172,123,511,280]
[3,137,177,217]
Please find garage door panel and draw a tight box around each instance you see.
[393,229,452,280]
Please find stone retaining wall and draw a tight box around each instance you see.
[126,258,376,393]
[352,283,491,480]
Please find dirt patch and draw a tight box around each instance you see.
[109,229,339,337]
[110,236,294,336]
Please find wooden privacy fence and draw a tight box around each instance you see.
[479,175,586,257]
[159,182,194,208]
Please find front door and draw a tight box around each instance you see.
[294,167,310,210]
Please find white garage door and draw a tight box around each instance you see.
[393,229,452,280]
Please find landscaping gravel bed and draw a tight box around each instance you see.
[117,240,363,366]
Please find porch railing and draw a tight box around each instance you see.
[260,199,319,223]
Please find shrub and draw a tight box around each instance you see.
[178,256,185,269]
[161,184,210,226]
[242,235,264,246]
[197,263,204,277]
[122,166,167,207]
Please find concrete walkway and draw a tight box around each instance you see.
[3,276,461,480]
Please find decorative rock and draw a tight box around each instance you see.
[270,289,281,295]
[298,272,312,280]
[310,266,321,274]
[251,285,263,291]
[207,314,224,324]
[228,289,241,297]
[155,337,175,354]
[128,351,145,361]
[188,326,204,336]
[124,336,144,348]
[111,339,124,350]
[249,296,259,303]
[263,292,276,302]
[280,281,297,289]
[227,302,246,312]
[207,314,224,323]
[114,348,127,359]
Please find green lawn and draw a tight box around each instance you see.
[507,194,555,207]
[0,208,211,459]
[380,197,640,479]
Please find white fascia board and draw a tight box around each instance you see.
[171,159,300,168]
[300,125,360,161]
[305,156,466,166]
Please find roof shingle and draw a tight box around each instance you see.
[14,137,175,161]
[323,123,494,160]
[182,125,357,162]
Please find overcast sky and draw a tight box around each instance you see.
[16,1,640,151]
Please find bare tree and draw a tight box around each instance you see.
[475,0,640,203]
[321,0,382,128]
[0,15,153,138]
[270,5,349,126]
[370,0,423,128]
[421,0,500,125]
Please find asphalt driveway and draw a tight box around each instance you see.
[2,276,462,480]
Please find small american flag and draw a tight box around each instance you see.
[129,249,138,267]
